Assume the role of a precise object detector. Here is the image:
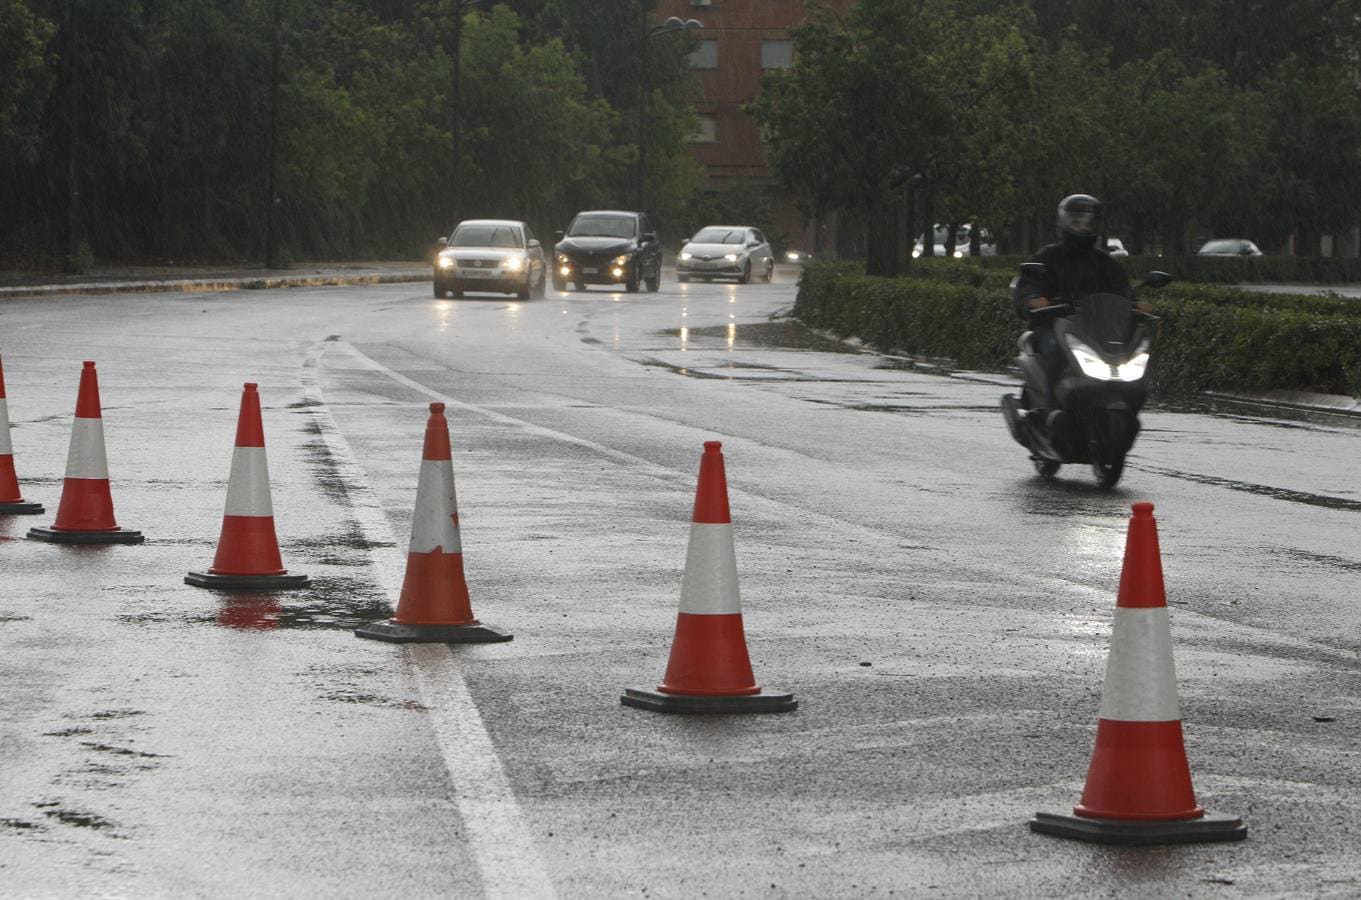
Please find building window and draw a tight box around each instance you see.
[688,115,718,144]
[761,39,793,69]
[689,39,718,70]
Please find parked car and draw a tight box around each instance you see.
[954,224,997,256]
[912,241,953,259]
[1198,238,1263,257]
[677,225,775,283]
[553,210,662,292]
[1105,237,1130,257]
[433,219,547,299]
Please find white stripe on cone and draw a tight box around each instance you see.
[1098,607,1182,722]
[222,447,275,517]
[409,459,462,554]
[64,418,110,479]
[0,399,12,455]
[678,523,742,615]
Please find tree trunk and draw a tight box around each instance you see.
[63,2,83,270]
[969,226,981,257]
[945,222,959,257]
[898,186,914,270]
[921,189,935,256]
[865,197,900,277]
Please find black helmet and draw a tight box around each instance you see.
[1056,194,1102,248]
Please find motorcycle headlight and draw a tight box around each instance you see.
[1065,335,1150,382]
[724,253,739,262]
[612,254,630,266]
[438,256,455,269]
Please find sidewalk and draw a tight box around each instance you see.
[0,260,430,299]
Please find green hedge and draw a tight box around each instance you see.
[794,262,1361,397]
[907,253,1361,284]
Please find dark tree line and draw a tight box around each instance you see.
[751,0,1361,274]
[0,0,701,269]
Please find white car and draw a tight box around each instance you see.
[677,226,775,283]
[434,219,548,299]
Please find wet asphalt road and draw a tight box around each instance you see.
[2,271,1360,898]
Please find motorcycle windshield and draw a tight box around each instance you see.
[1072,293,1137,358]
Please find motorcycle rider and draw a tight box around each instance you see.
[1014,194,1147,430]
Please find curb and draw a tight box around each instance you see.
[0,270,430,300]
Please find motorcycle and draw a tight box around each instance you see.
[1000,264,1172,488]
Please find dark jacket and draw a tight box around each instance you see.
[1014,241,1134,320]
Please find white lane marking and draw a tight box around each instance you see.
[302,344,556,900]
[331,341,1361,669]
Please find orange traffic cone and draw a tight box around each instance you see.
[0,353,44,515]
[28,361,143,544]
[1030,502,1246,844]
[355,402,510,643]
[187,383,309,589]
[622,441,795,714]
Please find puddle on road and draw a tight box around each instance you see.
[1277,547,1361,572]
[212,581,392,632]
[658,320,859,354]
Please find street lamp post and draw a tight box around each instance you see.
[450,0,488,227]
[636,14,702,212]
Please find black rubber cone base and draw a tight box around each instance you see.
[354,619,513,644]
[621,686,797,714]
[1029,810,1247,845]
[28,526,144,545]
[0,500,44,515]
[185,570,311,590]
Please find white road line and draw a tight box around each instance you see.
[331,340,1361,668]
[301,343,556,900]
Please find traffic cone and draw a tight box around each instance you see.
[1030,502,1246,844]
[186,383,309,589]
[355,402,510,643]
[622,441,796,714]
[0,353,44,515]
[28,361,143,544]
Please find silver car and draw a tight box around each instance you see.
[434,219,548,299]
[677,226,775,283]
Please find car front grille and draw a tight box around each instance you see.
[458,258,500,269]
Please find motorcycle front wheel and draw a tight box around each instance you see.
[1033,457,1061,478]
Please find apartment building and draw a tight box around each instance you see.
[657,0,856,252]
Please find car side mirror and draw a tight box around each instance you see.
[554,230,564,242]
[436,237,448,248]
[1141,270,1173,289]
[642,232,657,244]
[1019,262,1048,279]
[528,239,541,248]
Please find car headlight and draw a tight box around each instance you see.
[1065,335,1150,382]
[911,248,922,258]
[724,253,739,262]
[785,251,800,261]
[438,256,455,269]
[612,254,630,266]
[680,252,692,261]
[501,255,525,271]
[556,253,570,265]
[953,249,964,258]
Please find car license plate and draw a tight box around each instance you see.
[582,267,599,275]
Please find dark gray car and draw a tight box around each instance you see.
[552,211,663,293]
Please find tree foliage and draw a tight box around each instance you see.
[754,0,1361,272]
[0,0,701,266]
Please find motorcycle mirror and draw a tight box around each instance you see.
[1141,270,1173,289]
[1019,262,1048,278]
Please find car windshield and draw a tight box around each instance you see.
[567,215,635,238]
[690,228,746,245]
[1200,239,1239,253]
[450,224,522,248]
